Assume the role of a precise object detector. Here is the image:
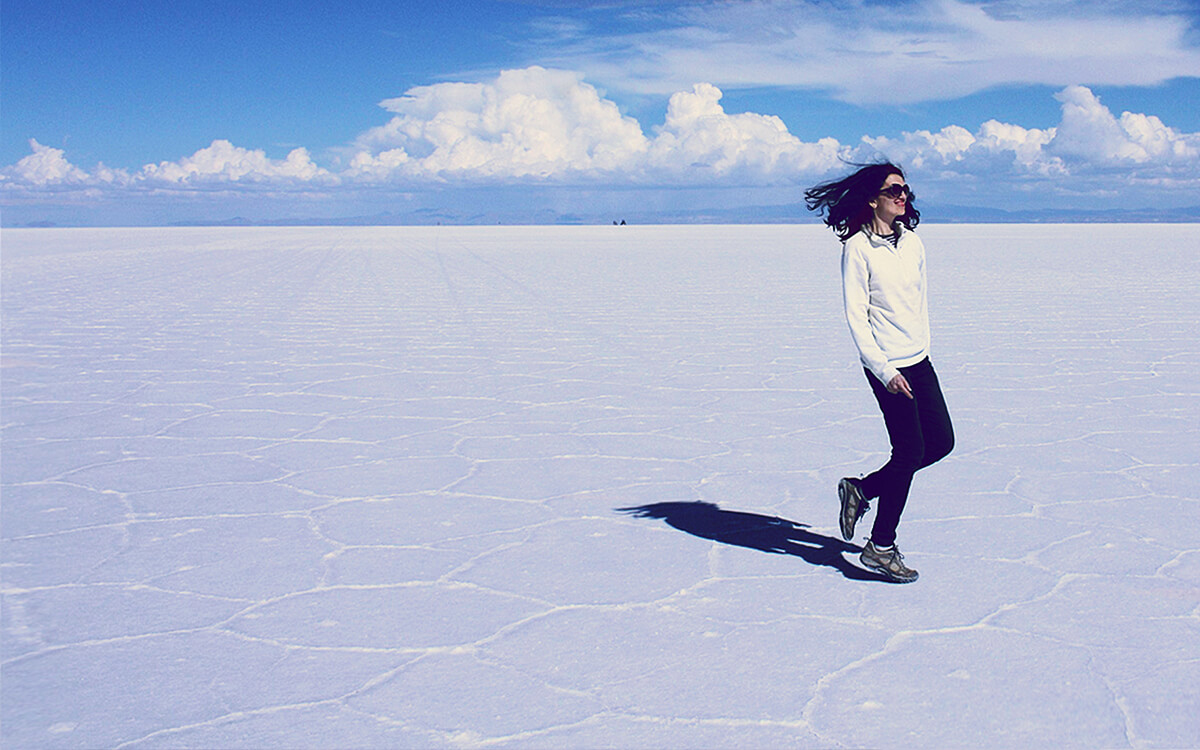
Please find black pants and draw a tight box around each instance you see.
[859,358,954,547]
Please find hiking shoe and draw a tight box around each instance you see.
[838,477,869,541]
[860,542,919,583]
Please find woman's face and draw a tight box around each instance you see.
[870,172,908,226]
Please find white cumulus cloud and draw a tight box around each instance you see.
[345,69,843,185]
[346,67,649,181]
[140,140,330,185]
[3,140,334,201]
[857,84,1200,187]
[1,139,96,186]
[647,83,843,182]
[1050,85,1200,167]
[975,120,1059,173]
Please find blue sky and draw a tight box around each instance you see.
[3,0,1199,225]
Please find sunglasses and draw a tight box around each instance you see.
[879,183,913,199]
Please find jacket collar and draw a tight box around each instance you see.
[863,223,907,248]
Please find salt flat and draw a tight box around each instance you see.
[2,224,1198,748]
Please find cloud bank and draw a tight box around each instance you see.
[2,140,330,192]
[862,85,1199,185]
[4,67,1199,206]
[344,71,843,185]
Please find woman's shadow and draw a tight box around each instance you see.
[619,501,892,583]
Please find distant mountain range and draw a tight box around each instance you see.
[921,204,1200,224]
[14,204,1200,228]
[163,203,1200,227]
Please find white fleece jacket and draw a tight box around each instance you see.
[841,226,930,387]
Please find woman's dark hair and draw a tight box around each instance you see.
[805,161,920,241]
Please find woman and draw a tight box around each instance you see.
[805,162,954,583]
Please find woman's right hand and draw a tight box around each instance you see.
[888,374,913,399]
